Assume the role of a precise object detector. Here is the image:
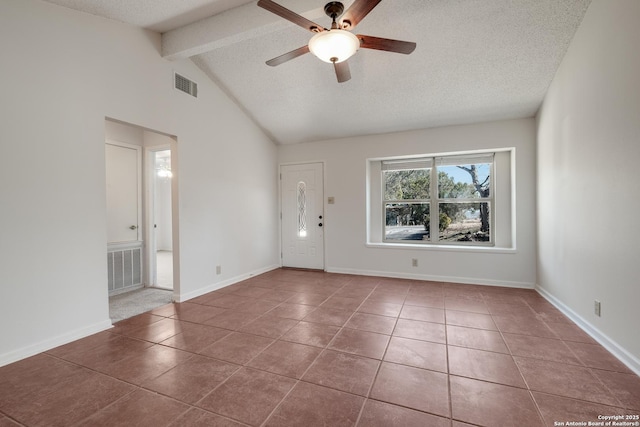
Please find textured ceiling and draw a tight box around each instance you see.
[42,0,256,32]
[42,0,592,145]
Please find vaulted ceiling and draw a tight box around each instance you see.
[43,0,592,144]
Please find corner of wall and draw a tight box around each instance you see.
[177,264,280,303]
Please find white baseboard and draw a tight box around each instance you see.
[326,267,535,289]
[536,285,640,376]
[0,265,280,367]
[0,319,113,368]
[176,264,280,303]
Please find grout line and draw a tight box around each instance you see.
[259,280,360,426]
[14,270,640,426]
[488,297,549,425]
[444,304,454,423]
[69,387,142,427]
[353,318,400,425]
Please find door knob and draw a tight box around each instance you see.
[318,223,323,227]
[129,225,137,230]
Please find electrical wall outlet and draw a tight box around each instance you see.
[411,258,418,267]
[216,265,222,275]
[594,300,601,317]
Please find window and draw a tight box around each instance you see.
[382,153,495,246]
[383,158,432,241]
[297,181,307,237]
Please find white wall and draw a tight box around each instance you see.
[279,118,537,288]
[537,0,640,371]
[0,0,279,366]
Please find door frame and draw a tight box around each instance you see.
[279,161,326,270]
[104,118,181,304]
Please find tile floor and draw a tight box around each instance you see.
[1,269,639,426]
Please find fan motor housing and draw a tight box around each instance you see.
[324,2,344,19]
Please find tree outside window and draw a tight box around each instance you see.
[383,154,494,245]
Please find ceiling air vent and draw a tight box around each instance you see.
[174,73,198,98]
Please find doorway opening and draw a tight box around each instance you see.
[104,118,178,322]
[149,149,173,290]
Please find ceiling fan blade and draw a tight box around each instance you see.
[266,45,310,66]
[357,34,417,54]
[340,0,382,29]
[258,0,326,33]
[333,60,351,83]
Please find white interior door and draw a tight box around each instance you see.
[105,143,141,244]
[281,163,324,269]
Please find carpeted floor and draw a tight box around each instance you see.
[109,287,173,323]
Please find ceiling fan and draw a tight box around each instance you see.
[257,0,417,83]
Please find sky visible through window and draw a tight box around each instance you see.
[439,164,490,188]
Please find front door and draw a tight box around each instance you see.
[281,163,324,269]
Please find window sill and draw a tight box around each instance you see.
[365,242,517,254]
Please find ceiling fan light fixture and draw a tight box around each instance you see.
[308,29,360,63]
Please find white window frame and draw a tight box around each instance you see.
[376,152,504,250]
